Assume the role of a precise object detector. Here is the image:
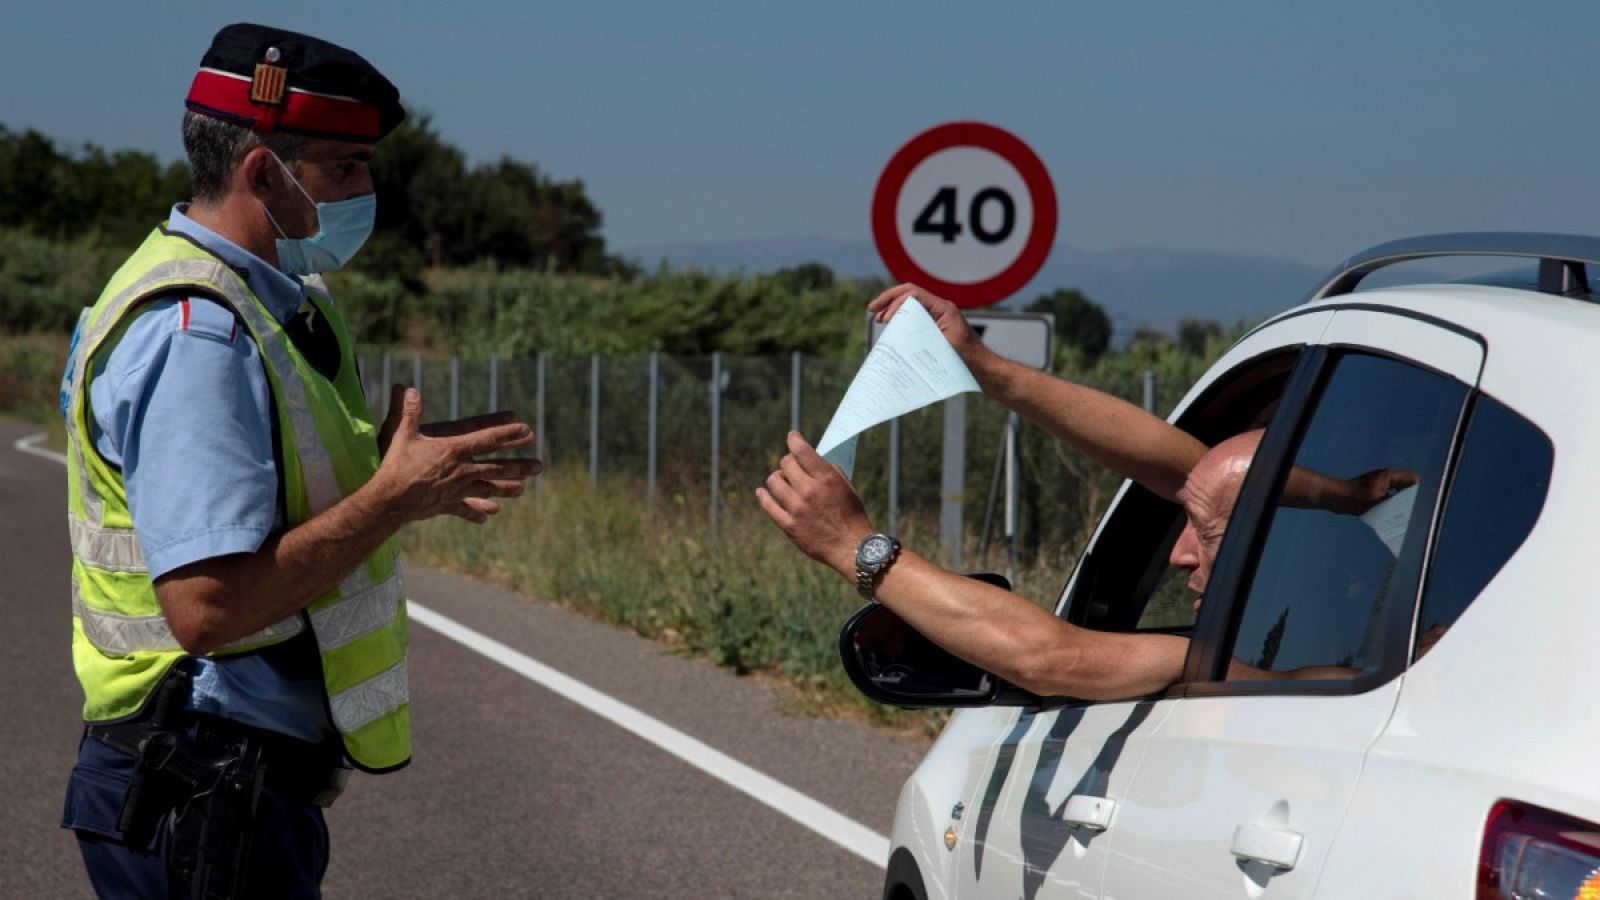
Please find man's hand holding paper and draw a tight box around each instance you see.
[814,293,981,478]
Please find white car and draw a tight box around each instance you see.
[843,234,1599,899]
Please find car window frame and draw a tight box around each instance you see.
[1183,337,1481,699]
[1058,346,1305,636]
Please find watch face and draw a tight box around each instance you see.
[861,535,892,565]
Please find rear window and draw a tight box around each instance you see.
[1414,394,1552,658]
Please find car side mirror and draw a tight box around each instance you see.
[837,572,1053,709]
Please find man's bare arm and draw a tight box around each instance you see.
[758,432,1188,701]
[865,550,1189,700]
[155,386,540,654]
[867,284,1206,502]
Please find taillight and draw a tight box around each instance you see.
[1480,800,1600,899]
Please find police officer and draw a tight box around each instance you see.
[59,24,541,897]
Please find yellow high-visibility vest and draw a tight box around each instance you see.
[65,226,410,772]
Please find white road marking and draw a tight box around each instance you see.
[15,433,68,464]
[19,432,891,868]
[408,602,891,868]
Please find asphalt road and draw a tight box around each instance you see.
[0,417,927,898]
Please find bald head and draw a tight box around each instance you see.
[1169,429,1263,604]
[1189,429,1262,518]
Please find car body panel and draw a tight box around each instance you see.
[961,700,1174,899]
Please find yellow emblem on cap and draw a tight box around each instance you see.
[251,63,287,106]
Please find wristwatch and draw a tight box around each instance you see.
[854,532,901,600]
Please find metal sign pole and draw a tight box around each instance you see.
[790,351,803,434]
[1005,411,1020,584]
[888,417,901,531]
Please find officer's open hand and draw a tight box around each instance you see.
[756,432,874,577]
[867,283,988,365]
[374,386,542,524]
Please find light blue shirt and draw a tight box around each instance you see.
[67,204,332,742]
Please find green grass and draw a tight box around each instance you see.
[0,333,68,448]
[399,468,1009,736]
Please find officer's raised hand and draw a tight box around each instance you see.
[373,386,541,524]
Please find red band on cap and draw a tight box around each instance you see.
[186,69,381,140]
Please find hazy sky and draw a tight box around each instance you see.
[5,1,1598,266]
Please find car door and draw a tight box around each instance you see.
[954,312,1336,900]
[1100,308,1484,899]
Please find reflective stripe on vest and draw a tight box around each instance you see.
[72,580,305,655]
[70,566,404,656]
[330,657,409,734]
[68,515,146,573]
[309,568,406,652]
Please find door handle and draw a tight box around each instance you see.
[1230,823,1303,870]
[1060,794,1116,832]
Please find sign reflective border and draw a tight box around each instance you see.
[872,122,1057,309]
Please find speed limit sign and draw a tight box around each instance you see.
[871,122,1057,308]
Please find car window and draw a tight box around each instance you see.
[1062,349,1299,636]
[1221,353,1468,683]
[1414,394,1552,659]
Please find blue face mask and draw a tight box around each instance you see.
[261,152,376,275]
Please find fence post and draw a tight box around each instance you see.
[710,352,722,531]
[941,395,966,567]
[449,355,460,420]
[536,354,547,498]
[380,351,393,419]
[647,353,660,516]
[1142,369,1156,413]
[790,350,803,434]
[487,355,499,412]
[589,354,601,491]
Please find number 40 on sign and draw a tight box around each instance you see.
[872,121,1058,309]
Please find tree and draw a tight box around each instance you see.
[1025,288,1111,361]
[1128,324,1170,347]
[1177,318,1224,355]
[368,113,623,276]
[772,261,835,291]
[0,126,187,247]
[1256,607,1290,670]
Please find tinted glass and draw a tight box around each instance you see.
[1225,353,1468,682]
[1416,395,1552,659]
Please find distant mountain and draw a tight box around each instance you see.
[621,237,1332,340]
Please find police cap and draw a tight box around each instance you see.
[185,23,404,143]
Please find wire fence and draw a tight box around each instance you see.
[357,350,1184,573]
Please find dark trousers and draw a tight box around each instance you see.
[64,730,333,899]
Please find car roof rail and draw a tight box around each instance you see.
[1305,232,1600,303]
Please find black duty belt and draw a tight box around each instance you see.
[87,712,351,809]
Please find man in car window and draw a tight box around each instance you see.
[757,287,1409,699]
